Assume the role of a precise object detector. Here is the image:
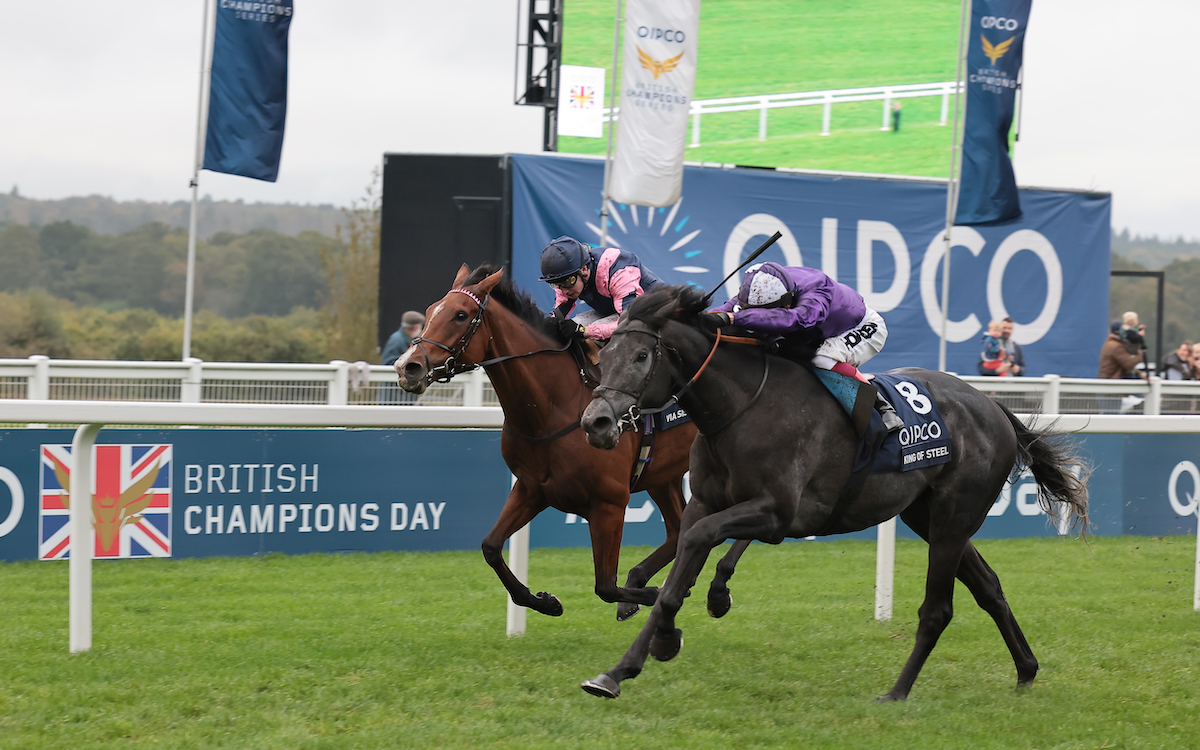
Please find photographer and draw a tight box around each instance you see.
[1098,313,1146,380]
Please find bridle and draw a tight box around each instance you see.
[593,325,770,436]
[410,287,577,386]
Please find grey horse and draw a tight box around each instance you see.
[578,284,1089,702]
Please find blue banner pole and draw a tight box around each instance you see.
[939,0,971,372]
[183,0,217,361]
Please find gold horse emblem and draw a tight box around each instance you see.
[637,46,684,80]
[54,459,162,555]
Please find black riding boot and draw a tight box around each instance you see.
[876,392,903,432]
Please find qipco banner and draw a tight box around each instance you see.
[609,0,701,207]
[510,154,1111,377]
[0,429,511,563]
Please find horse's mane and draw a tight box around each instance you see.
[624,284,710,328]
[463,264,561,339]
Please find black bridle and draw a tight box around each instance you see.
[410,287,575,386]
[593,324,771,437]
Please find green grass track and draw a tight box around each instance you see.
[2,537,1197,748]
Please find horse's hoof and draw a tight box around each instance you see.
[875,691,905,703]
[581,674,620,699]
[707,590,732,618]
[533,592,564,617]
[616,603,641,621]
[650,628,683,662]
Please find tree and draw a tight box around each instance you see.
[320,170,380,362]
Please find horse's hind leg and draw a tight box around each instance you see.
[879,523,970,702]
[616,480,685,621]
[480,480,562,617]
[900,506,1039,689]
[706,539,751,618]
[956,541,1039,687]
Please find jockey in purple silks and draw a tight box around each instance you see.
[539,236,663,342]
[702,261,903,431]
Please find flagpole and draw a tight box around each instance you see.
[183,0,216,361]
[599,0,622,248]
[939,0,971,373]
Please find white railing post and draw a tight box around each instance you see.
[1193,509,1200,611]
[758,97,769,141]
[1043,374,1061,415]
[506,474,528,637]
[69,422,103,653]
[328,360,349,406]
[463,369,485,408]
[821,95,832,136]
[881,91,892,131]
[1146,376,1162,416]
[181,357,203,403]
[940,85,950,125]
[875,516,896,621]
[27,355,50,428]
[691,109,701,147]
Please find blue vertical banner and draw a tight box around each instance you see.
[203,1,294,182]
[955,0,1032,225]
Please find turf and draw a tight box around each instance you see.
[557,0,961,176]
[2,536,1198,749]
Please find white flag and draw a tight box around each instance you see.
[557,65,606,138]
[609,0,701,207]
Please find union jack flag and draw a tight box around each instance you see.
[570,84,596,110]
[39,444,173,560]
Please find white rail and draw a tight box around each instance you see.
[603,81,962,147]
[6,357,1200,417]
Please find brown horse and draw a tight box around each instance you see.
[394,264,708,620]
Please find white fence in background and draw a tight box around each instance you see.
[4,356,1200,418]
[603,81,961,147]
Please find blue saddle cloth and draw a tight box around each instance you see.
[813,369,952,475]
[869,373,952,474]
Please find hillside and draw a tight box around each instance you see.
[0,191,341,240]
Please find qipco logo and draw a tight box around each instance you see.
[637,26,687,43]
[0,467,24,539]
[1167,461,1200,517]
[981,16,1020,30]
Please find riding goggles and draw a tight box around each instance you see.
[549,272,581,289]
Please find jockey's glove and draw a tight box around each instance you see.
[558,318,589,340]
[699,312,732,333]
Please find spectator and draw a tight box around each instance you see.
[382,311,425,366]
[978,320,1012,376]
[1099,319,1146,380]
[891,101,902,132]
[1160,341,1193,381]
[999,317,1025,376]
[381,311,425,405]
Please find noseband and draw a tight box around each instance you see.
[410,288,490,384]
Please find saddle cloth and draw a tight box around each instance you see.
[630,400,692,488]
[813,369,952,475]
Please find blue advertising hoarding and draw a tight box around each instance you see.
[1,428,1194,565]
[510,154,1111,378]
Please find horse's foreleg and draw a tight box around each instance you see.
[706,539,751,618]
[616,480,686,621]
[480,480,562,617]
[587,502,661,610]
[584,496,783,699]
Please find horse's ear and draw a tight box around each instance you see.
[477,267,504,295]
[452,263,471,288]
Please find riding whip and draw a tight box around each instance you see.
[699,231,783,308]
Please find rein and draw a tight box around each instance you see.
[412,287,573,385]
[596,325,769,437]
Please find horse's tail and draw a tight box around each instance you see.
[996,401,1092,536]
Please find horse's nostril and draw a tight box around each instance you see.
[591,415,613,434]
[403,362,424,379]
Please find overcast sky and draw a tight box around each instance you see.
[1,1,1196,239]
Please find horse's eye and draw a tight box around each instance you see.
[454,311,468,322]
[636,351,648,362]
